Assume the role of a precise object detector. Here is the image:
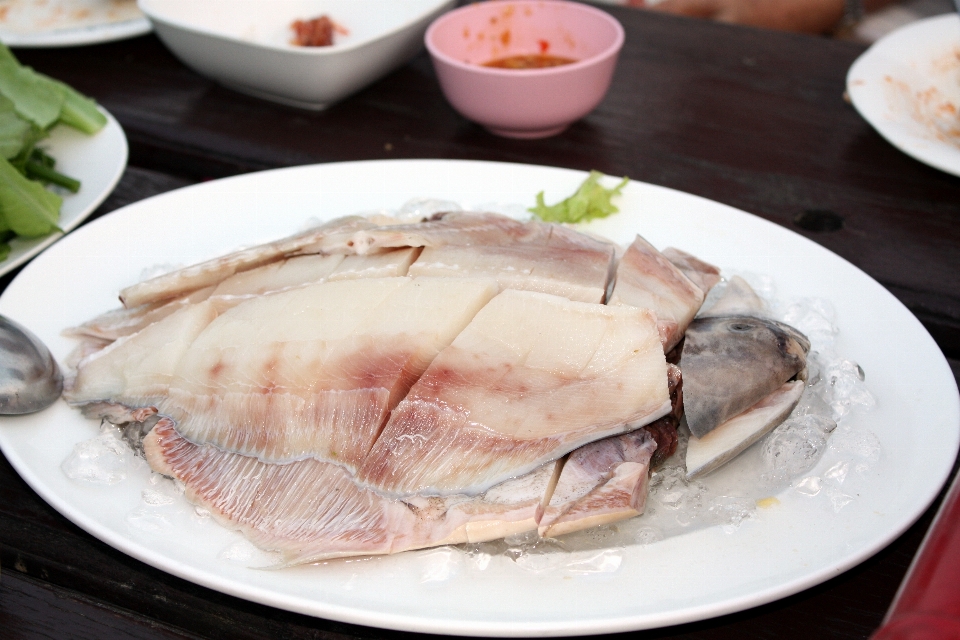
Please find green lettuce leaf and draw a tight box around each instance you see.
[529,171,629,224]
[0,94,31,159]
[0,56,65,130]
[49,77,107,134]
[0,156,62,237]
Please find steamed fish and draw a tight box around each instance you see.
[64,210,815,562]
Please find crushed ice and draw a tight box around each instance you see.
[217,540,282,569]
[61,423,144,485]
[760,415,837,484]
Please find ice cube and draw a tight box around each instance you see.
[760,415,837,483]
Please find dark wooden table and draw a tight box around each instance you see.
[2,4,959,639]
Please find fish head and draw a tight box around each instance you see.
[681,315,810,438]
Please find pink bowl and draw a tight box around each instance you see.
[425,1,624,139]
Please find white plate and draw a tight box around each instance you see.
[0,160,957,636]
[0,111,128,277]
[0,0,150,47]
[847,14,960,177]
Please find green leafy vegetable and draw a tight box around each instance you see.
[25,146,79,192]
[529,171,629,224]
[0,57,65,129]
[0,95,31,159]
[0,42,107,260]
[49,75,108,134]
[0,157,62,237]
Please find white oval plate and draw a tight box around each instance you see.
[1,0,150,47]
[0,111,128,278]
[0,159,957,637]
[847,14,960,177]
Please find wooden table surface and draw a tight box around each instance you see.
[2,4,959,639]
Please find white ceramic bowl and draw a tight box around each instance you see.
[138,0,455,110]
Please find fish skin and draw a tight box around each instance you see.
[681,315,810,439]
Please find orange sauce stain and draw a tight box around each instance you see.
[483,54,577,69]
[500,29,511,46]
[538,39,550,54]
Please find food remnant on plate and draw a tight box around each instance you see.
[529,170,628,224]
[291,15,335,47]
[0,43,106,261]
[483,54,577,69]
[880,46,960,148]
[0,0,142,33]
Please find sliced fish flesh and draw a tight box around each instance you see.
[71,277,500,472]
[357,289,670,496]
[539,429,658,538]
[661,247,721,295]
[120,216,378,308]
[609,235,716,352]
[409,224,614,303]
[297,211,548,256]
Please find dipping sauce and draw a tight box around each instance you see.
[483,54,577,69]
[291,15,334,47]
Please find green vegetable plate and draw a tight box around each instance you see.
[0,111,126,277]
[0,46,128,277]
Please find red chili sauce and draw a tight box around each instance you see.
[291,15,334,47]
[482,54,577,69]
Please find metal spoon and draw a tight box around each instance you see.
[0,314,63,414]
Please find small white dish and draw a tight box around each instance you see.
[138,0,456,110]
[0,111,128,278]
[847,14,960,177]
[0,0,150,47]
[0,159,956,636]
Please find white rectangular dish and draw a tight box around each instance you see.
[138,0,455,109]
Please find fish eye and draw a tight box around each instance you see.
[728,322,753,332]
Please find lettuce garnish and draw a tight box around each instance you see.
[0,43,107,259]
[529,171,629,224]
